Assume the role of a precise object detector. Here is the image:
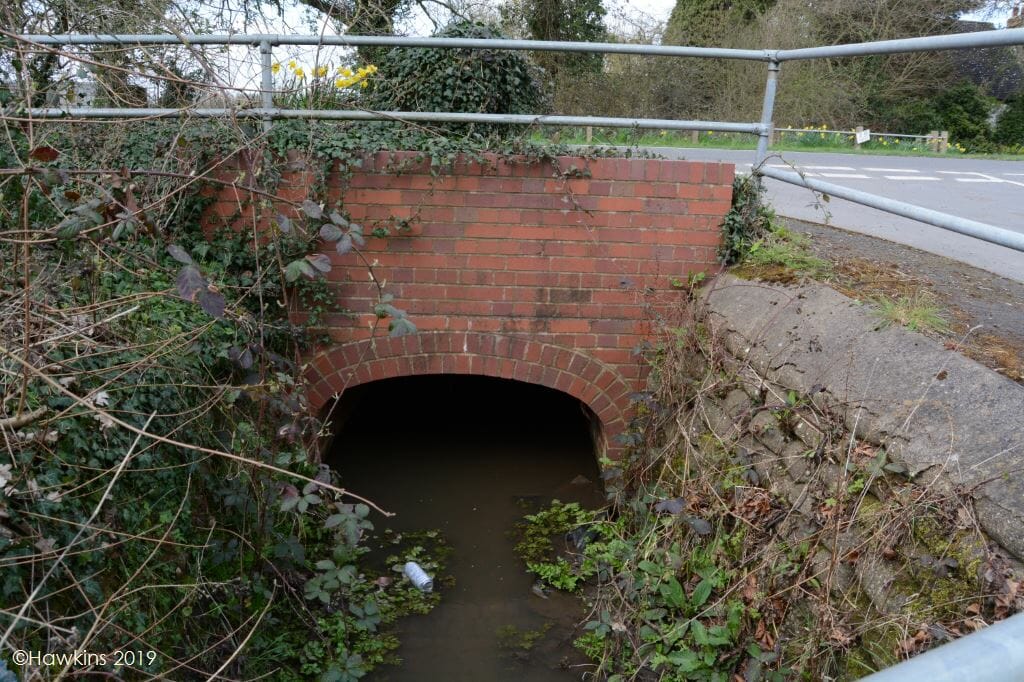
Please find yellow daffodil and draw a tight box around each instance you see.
[294,67,305,79]
[316,65,328,77]
[288,59,297,69]
[271,62,281,74]
[361,80,368,88]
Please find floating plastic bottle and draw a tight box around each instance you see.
[403,561,433,592]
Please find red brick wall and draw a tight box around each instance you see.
[205,151,734,457]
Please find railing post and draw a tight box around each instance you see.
[259,39,274,134]
[753,56,780,172]
[855,125,864,149]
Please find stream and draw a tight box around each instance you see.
[326,374,606,681]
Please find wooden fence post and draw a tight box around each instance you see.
[940,131,949,153]
[585,126,593,144]
[690,130,699,144]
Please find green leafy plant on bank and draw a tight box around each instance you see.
[718,175,774,266]
[717,175,831,279]
[0,21,586,677]
[743,226,833,279]
[514,301,1020,681]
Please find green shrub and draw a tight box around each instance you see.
[368,21,547,137]
[994,96,1024,146]
[932,82,993,146]
[719,175,772,266]
[869,96,943,135]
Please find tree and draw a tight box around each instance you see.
[513,0,607,77]
[663,0,774,47]
[3,0,173,105]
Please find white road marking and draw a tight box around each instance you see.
[932,170,1024,187]
[1004,173,1024,176]
[884,176,940,181]
[803,165,856,170]
[820,173,870,179]
[865,167,919,172]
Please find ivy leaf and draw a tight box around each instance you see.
[166,244,193,265]
[301,200,323,219]
[319,223,343,242]
[275,214,292,234]
[324,514,345,528]
[306,253,331,274]
[329,211,349,227]
[29,146,59,162]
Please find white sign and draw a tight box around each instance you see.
[855,129,871,144]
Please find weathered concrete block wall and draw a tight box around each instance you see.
[681,274,1024,658]
[700,274,1024,562]
[203,152,734,454]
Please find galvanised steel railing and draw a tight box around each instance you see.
[8,28,1024,254]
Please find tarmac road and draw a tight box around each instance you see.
[646,147,1024,282]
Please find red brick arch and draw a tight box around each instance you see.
[205,151,735,459]
[305,331,633,457]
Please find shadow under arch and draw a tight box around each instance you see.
[305,331,634,460]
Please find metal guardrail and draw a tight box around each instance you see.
[760,167,1024,252]
[859,612,1024,682]
[7,28,1024,255]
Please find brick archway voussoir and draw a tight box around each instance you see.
[305,332,632,447]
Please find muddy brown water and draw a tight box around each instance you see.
[326,375,605,681]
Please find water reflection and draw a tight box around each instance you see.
[326,375,605,681]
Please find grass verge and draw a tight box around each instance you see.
[531,128,1024,161]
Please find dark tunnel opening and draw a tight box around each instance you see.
[323,374,606,680]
